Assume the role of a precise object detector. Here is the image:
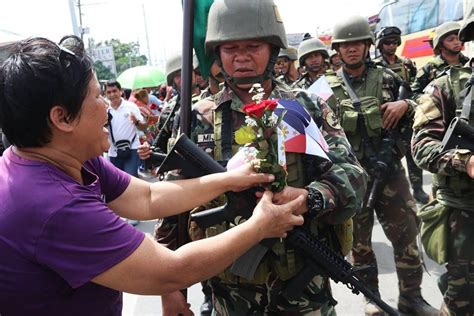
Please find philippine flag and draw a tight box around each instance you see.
[273,99,330,166]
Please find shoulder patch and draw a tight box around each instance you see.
[324,110,341,130]
[413,94,442,129]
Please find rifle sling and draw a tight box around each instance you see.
[338,69,377,159]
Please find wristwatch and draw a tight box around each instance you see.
[305,187,324,216]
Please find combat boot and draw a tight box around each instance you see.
[398,294,438,315]
[364,290,386,316]
[413,188,429,204]
[200,294,213,316]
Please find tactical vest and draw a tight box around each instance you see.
[209,97,351,285]
[326,68,384,163]
[385,59,411,82]
[433,66,474,211]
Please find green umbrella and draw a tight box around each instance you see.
[117,65,166,90]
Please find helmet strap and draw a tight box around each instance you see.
[217,46,280,86]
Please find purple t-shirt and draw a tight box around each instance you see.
[0,148,145,315]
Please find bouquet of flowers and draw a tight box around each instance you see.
[232,84,288,192]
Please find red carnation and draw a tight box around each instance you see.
[243,99,278,118]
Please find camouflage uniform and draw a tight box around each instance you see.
[412,65,474,316]
[325,64,424,298]
[374,53,428,203]
[292,72,323,90]
[411,54,469,100]
[192,81,367,315]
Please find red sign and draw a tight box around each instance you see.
[401,35,433,59]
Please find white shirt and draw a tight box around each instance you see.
[107,98,144,157]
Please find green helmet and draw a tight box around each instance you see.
[279,46,298,61]
[205,0,287,55]
[165,53,199,86]
[331,15,374,49]
[205,0,287,85]
[298,38,329,65]
[433,21,460,50]
[459,15,474,42]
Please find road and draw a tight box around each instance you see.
[123,169,445,315]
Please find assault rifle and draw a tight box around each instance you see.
[440,85,474,152]
[158,133,398,316]
[365,82,411,211]
[440,117,474,152]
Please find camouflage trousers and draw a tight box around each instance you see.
[208,273,335,315]
[352,168,423,294]
[439,207,474,316]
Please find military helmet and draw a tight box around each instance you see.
[375,26,402,49]
[165,53,199,86]
[298,38,329,65]
[205,0,287,55]
[279,46,298,61]
[433,21,461,50]
[459,15,474,42]
[331,15,374,49]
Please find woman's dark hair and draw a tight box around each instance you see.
[0,36,94,147]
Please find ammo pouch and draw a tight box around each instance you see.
[340,96,382,160]
[417,200,449,264]
[115,139,133,159]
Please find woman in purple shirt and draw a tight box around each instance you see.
[0,36,305,316]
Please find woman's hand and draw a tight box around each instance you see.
[224,162,274,192]
[137,142,152,160]
[249,190,305,239]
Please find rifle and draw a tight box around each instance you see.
[365,82,411,211]
[440,85,474,152]
[159,133,398,315]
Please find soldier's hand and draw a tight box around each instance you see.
[380,100,408,129]
[161,290,193,316]
[251,190,305,239]
[225,163,275,192]
[272,186,309,215]
[137,142,152,160]
[467,156,474,179]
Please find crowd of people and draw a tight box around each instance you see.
[0,0,473,315]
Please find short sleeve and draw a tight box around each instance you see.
[35,197,145,289]
[86,156,131,203]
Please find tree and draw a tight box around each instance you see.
[94,60,114,81]
[89,38,148,77]
[102,39,148,75]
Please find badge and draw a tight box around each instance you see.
[197,134,215,143]
[325,111,341,129]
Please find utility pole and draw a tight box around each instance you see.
[78,0,84,40]
[68,0,80,37]
[142,3,152,66]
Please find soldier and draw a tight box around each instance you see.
[327,16,438,315]
[329,50,342,72]
[142,0,367,314]
[374,26,430,204]
[411,21,469,98]
[412,15,474,316]
[293,38,330,89]
[274,46,299,85]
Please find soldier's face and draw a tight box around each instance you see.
[304,52,325,73]
[219,40,271,89]
[381,39,398,55]
[441,34,463,53]
[337,40,366,66]
[275,57,290,75]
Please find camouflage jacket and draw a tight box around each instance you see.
[196,80,367,226]
[374,54,417,83]
[412,65,474,209]
[276,73,298,86]
[411,54,469,100]
[292,72,323,90]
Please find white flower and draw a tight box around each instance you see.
[245,116,258,127]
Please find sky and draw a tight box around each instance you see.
[0,0,381,70]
